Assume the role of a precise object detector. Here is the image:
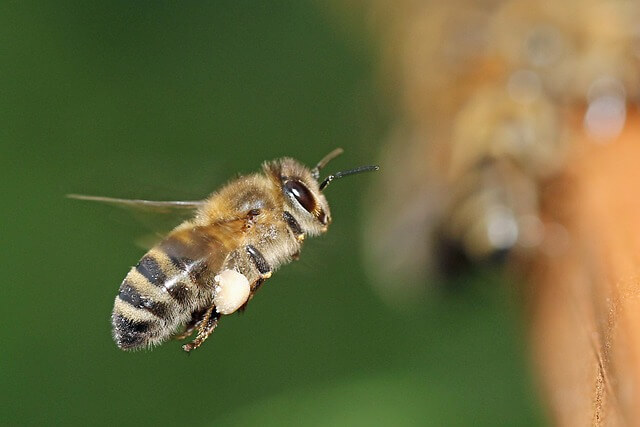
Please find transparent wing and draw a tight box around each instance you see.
[66,194,204,211]
[67,194,206,248]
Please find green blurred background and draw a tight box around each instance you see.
[1,1,543,425]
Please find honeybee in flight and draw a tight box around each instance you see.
[70,149,378,352]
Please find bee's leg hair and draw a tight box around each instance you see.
[174,308,207,341]
[182,305,220,353]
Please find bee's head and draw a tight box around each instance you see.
[265,157,332,236]
[264,149,379,237]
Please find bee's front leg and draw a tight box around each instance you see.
[236,245,273,312]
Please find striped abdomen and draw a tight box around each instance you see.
[112,227,230,350]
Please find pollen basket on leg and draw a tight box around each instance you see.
[213,269,251,315]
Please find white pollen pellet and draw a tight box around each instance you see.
[213,269,251,315]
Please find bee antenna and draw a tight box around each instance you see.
[319,165,379,191]
[311,148,344,180]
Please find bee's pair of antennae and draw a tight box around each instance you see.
[312,148,380,191]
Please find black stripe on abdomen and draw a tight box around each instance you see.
[165,281,191,304]
[112,314,151,349]
[118,281,169,319]
[136,255,166,286]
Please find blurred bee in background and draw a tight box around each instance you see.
[346,0,640,424]
[71,150,377,352]
[360,0,640,300]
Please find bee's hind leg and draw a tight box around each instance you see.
[182,305,220,353]
[174,308,207,341]
[181,244,273,349]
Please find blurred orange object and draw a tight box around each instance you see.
[530,112,640,425]
[335,0,640,423]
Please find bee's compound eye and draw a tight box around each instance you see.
[284,180,316,213]
[213,270,250,315]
